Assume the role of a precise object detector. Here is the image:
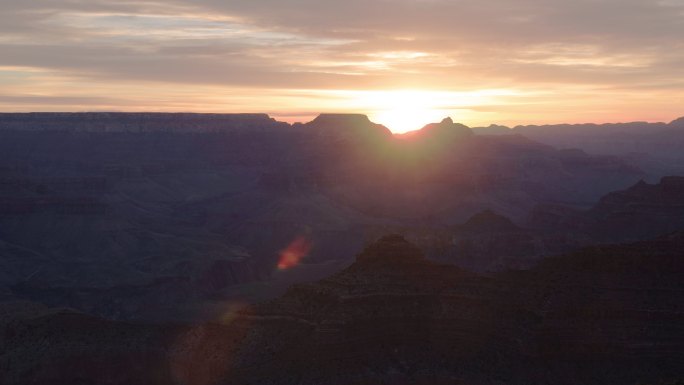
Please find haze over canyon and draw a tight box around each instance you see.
[0,112,683,384]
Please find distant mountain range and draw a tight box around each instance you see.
[529,176,684,242]
[473,117,684,176]
[2,111,682,174]
[0,112,290,132]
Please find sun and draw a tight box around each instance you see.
[374,108,447,134]
[364,90,449,134]
[323,88,512,133]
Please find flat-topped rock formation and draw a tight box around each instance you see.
[302,113,391,133]
[0,112,290,132]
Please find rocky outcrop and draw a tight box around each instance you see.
[446,210,544,271]
[4,235,683,384]
[219,234,684,384]
[297,114,393,153]
[588,176,684,239]
[0,113,650,323]
[364,210,592,272]
[400,117,473,139]
[594,176,684,211]
[529,176,684,242]
[459,209,519,232]
[302,113,392,136]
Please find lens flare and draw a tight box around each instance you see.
[277,236,312,270]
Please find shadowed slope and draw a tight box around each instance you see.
[529,176,684,242]
[2,234,684,384]
[0,113,647,321]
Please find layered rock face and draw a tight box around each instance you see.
[224,234,684,384]
[529,176,684,243]
[440,210,553,271]
[2,234,683,384]
[219,235,523,384]
[0,112,649,321]
[589,176,684,239]
[363,210,592,272]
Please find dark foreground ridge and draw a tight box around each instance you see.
[2,234,683,385]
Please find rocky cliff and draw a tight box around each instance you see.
[0,113,651,322]
[529,176,684,242]
[2,234,683,384]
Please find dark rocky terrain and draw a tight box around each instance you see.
[2,234,683,385]
[362,209,580,273]
[399,176,684,272]
[1,112,683,384]
[528,176,684,243]
[0,112,649,320]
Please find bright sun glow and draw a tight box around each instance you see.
[325,89,519,133]
[362,90,452,133]
[371,92,447,134]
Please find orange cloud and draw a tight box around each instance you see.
[1,1,684,128]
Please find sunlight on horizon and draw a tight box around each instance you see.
[367,90,453,133]
[324,89,521,133]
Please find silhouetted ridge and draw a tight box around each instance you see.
[355,234,426,264]
[670,116,684,127]
[529,176,684,243]
[426,116,473,134]
[304,113,392,139]
[0,112,289,132]
[510,118,684,164]
[460,210,520,232]
[471,123,513,135]
[595,176,684,210]
[402,116,473,139]
[309,113,374,127]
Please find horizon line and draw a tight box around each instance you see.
[0,111,682,134]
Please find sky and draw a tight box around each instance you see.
[1,0,683,133]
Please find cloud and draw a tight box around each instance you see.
[0,0,682,126]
